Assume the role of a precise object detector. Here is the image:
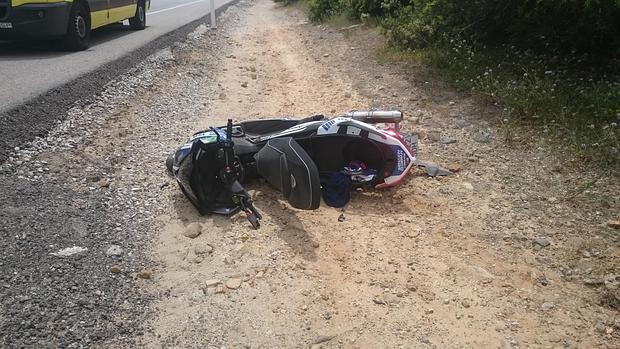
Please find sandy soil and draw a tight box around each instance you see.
[124,1,619,348]
[11,0,615,347]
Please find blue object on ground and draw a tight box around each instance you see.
[322,172,352,208]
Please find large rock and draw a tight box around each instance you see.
[138,269,153,279]
[225,278,242,289]
[205,279,221,287]
[313,336,333,345]
[417,160,453,177]
[607,220,620,229]
[533,236,550,248]
[194,244,213,255]
[541,302,555,311]
[183,223,202,238]
[461,299,471,308]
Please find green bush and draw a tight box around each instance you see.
[307,0,404,22]
[417,39,619,166]
[347,0,384,17]
[380,0,620,55]
[299,0,620,166]
[308,0,345,21]
[304,0,620,55]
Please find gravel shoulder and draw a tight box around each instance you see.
[0,0,618,348]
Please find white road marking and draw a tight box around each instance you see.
[149,0,207,15]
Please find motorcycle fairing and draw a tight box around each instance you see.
[172,128,228,173]
[254,137,321,210]
[316,118,416,188]
[172,127,242,215]
[231,116,416,189]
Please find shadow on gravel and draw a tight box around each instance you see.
[270,203,318,262]
[169,180,319,261]
[245,182,319,262]
[170,191,235,232]
[347,185,416,216]
[0,177,150,347]
[0,23,138,60]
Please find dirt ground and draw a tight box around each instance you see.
[139,1,619,347]
[6,0,618,348]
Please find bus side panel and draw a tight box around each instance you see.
[87,0,109,29]
[90,9,108,29]
[10,0,73,6]
[108,0,135,23]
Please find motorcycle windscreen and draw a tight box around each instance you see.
[254,137,321,210]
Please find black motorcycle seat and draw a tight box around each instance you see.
[237,115,325,137]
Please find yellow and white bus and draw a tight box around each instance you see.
[0,0,150,50]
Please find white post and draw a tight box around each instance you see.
[210,0,216,29]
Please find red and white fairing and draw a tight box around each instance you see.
[317,117,416,188]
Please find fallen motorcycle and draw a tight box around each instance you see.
[166,110,417,229]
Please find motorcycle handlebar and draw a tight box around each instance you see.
[226,119,233,140]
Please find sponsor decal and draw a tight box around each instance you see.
[395,148,411,173]
[320,119,336,131]
[0,23,13,29]
[318,117,351,134]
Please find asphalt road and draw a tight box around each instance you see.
[0,0,233,113]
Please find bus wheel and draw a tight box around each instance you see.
[129,1,146,30]
[62,2,91,51]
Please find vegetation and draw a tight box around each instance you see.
[285,0,620,167]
